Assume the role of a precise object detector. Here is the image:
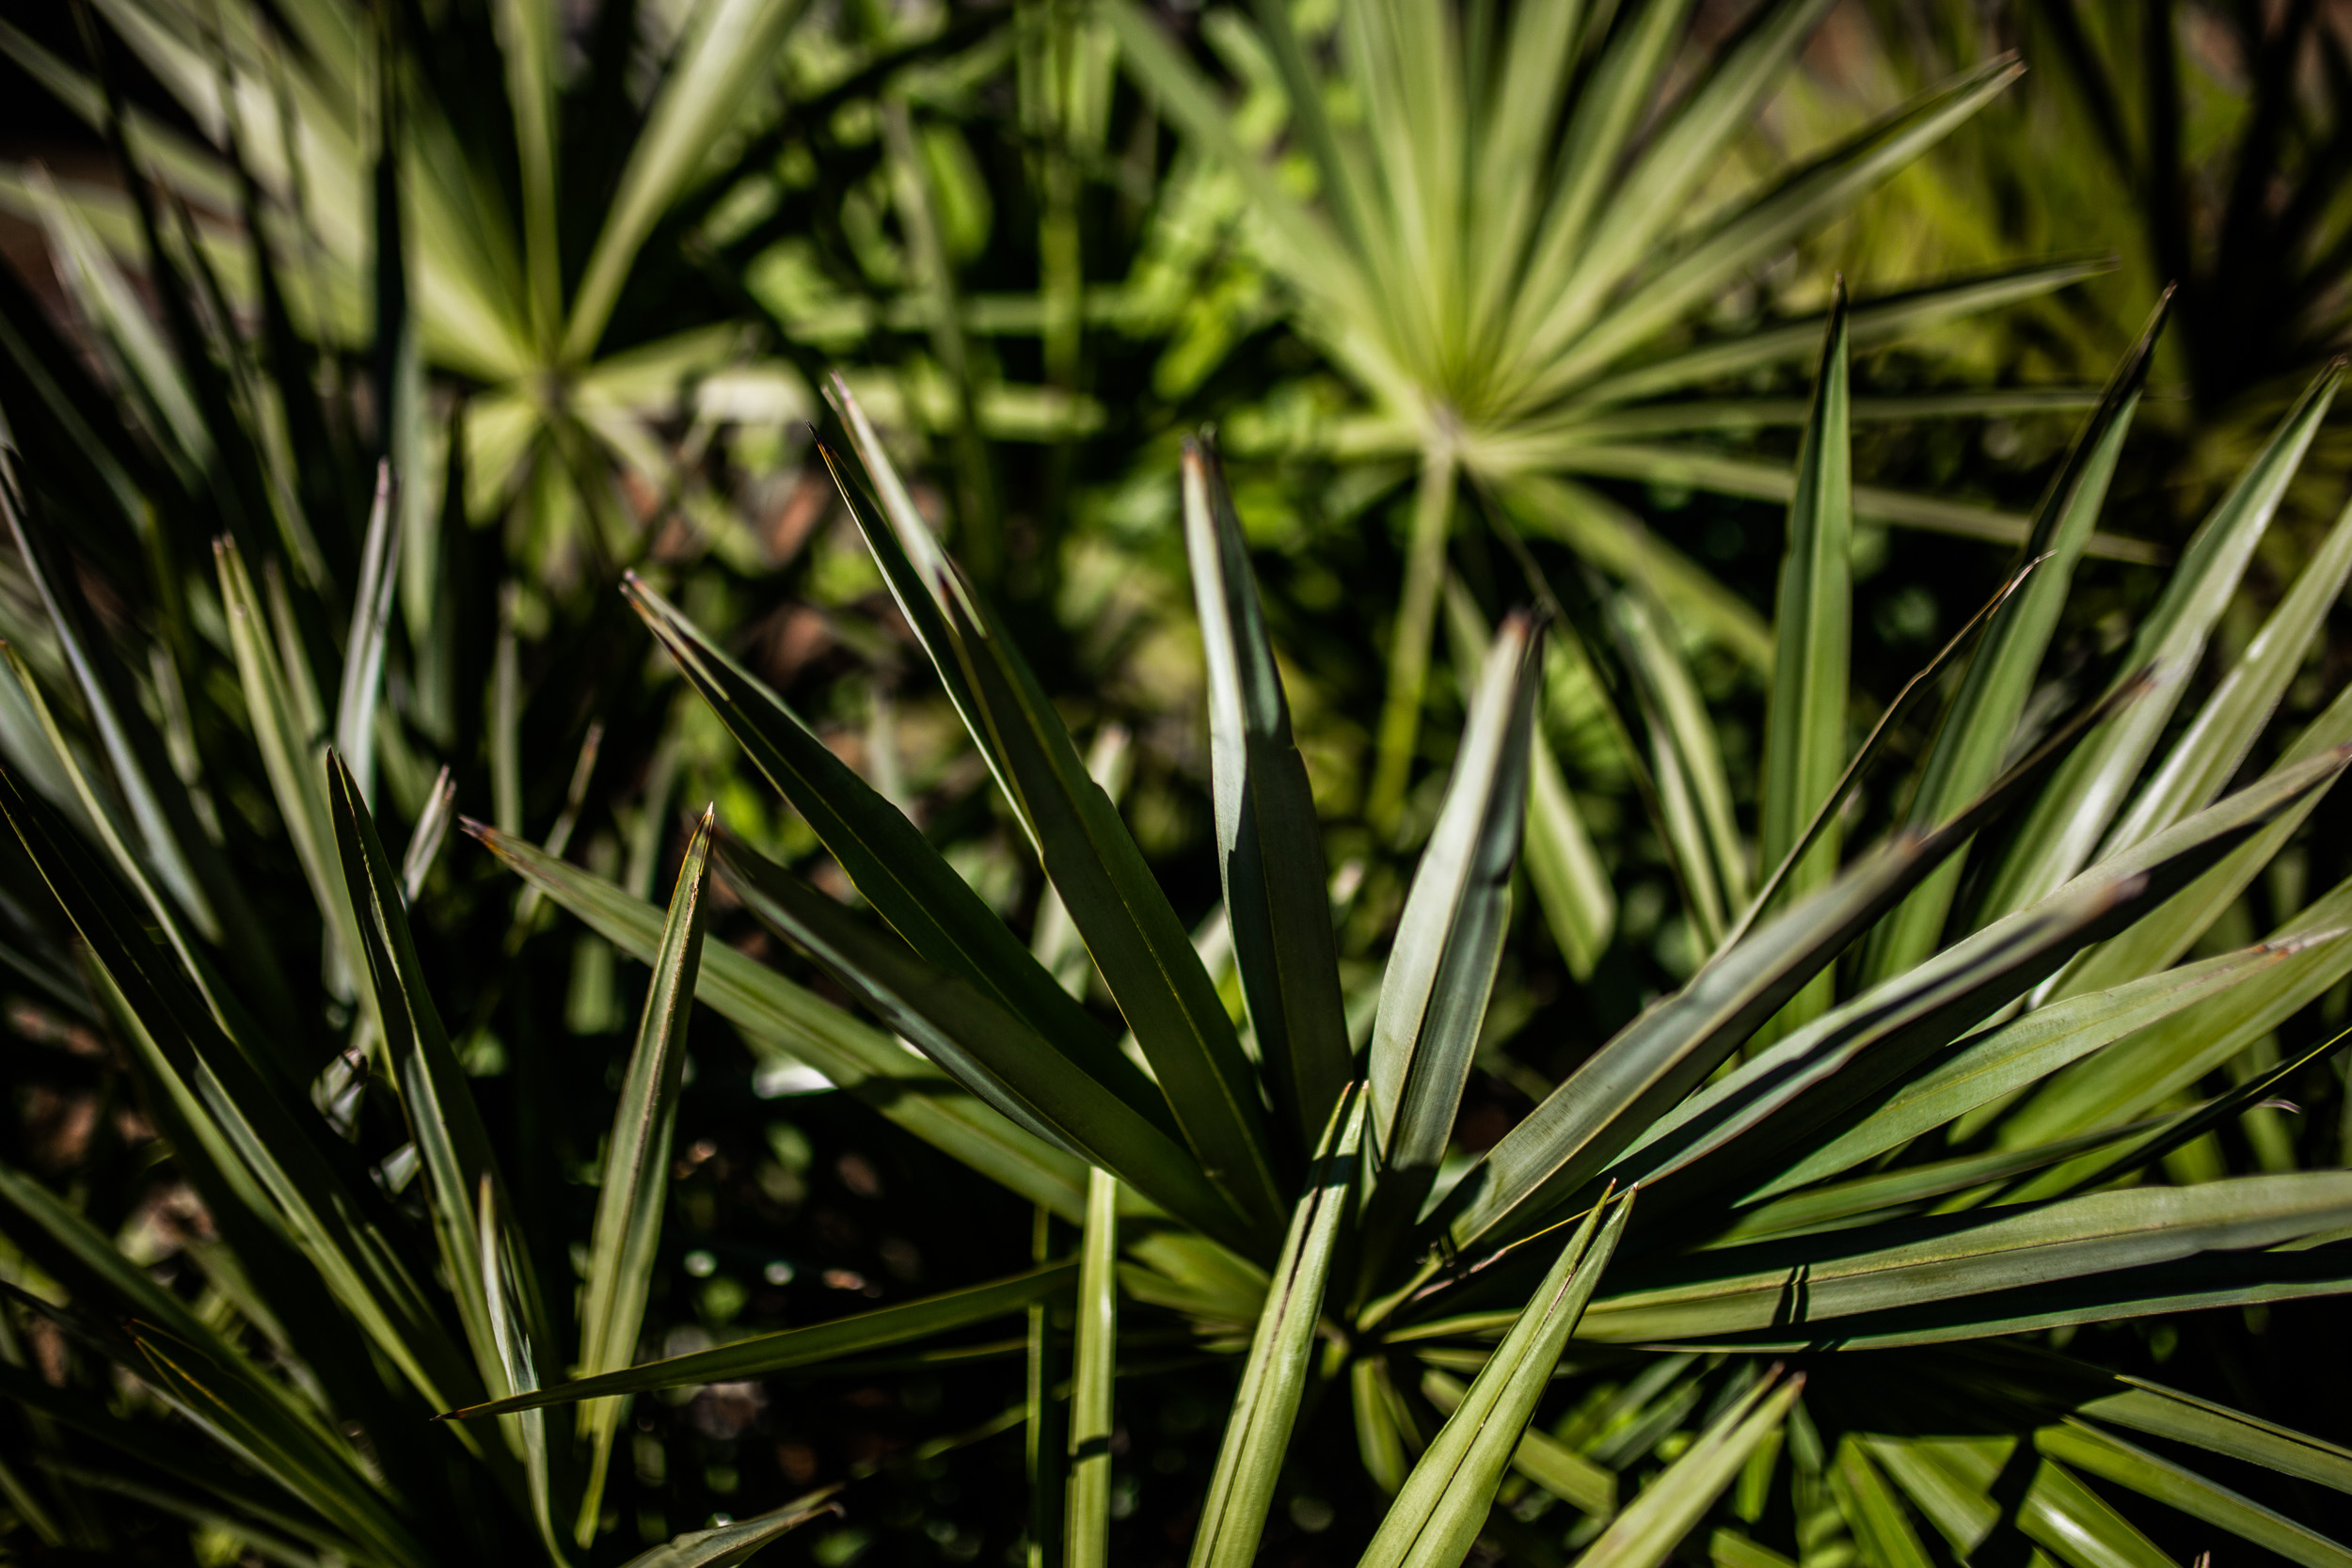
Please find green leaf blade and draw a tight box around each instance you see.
[574,806,716,1544]
[1067,1168,1120,1568]
[1190,1085,1367,1568]
[1357,1191,1633,1568]
[617,1487,842,1568]
[1371,612,1542,1191]
[827,398,1283,1244]
[1183,436,1353,1154]
[623,572,1160,1120]
[717,832,1261,1257]
[466,820,1090,1218]
[444,1262,1080,1418]
[1979,359,2345,924]
[1571,1374,1804,1568]
[1754,289,1851,1027]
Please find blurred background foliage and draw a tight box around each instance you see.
[5,0,2352,1561]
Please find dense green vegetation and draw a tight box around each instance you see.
[4,2,2352,1564]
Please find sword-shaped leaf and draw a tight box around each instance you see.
[326,750,555,1400]
[1613,589,1746,941]
[618,1486,843,1568]
[2056,505,2352,997]
[1369,614,1541,1196]
[213,536,365,1029]
[1441,580,1614,982]
[2002,870,2352,1147]
[1978,359,2344,922]
[2035,1420,2352,1568]
[1867,1434,2170,1568]
[1356,1192,1630,1568]
[1533,57,2022,400]
[123,1318,437,1568]
[616,576,1157,1114]
[1437,671,2147,1255]
[466,821,1089,1218]
[1861,293,2169,987]
[1351,1354,1417,1496]
[562,0,810,358]
[402,767,457,904]
[1184,436,1352,1153]
[2010,1023,2352,1203]
[1067,1168,1120,1568]
[1830,1432,1946,1568]
[1493,0,1702,365]
[1581,258,2115,406]
[0,762,479,1418]
[0,1360,363,1561]
[825,384,1282,1243]
[475,1177,563,1561]
[1710,1118,2169,1246]
[1570,1374,1804,1568]
[2,458,280,998]
[622,573,1165,1126]
[717,832,1260,1258]
[1749,942,2294,1198]
[332,462,399,803]
[1537,0,1841,359]
[2075,1374,2352,1494]
[1190,1085,1366,1568]
[0,639,290,1074]
[0,1166,436,1568]
[1753,289,1850,1028]
[574,807,713,1544]
[2097,492,2352,863]
[1730,552,2052,949]
[1418,1366,1615,1517]
[1579,1172,2352,1345]
[1611,741,2352,1206]
[441,1262,1079,1419]
[819,383,996,784]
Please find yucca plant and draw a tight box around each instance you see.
[1789,0,2352,551]
[0,0,915,614]
[437,314,2352,1565]
[1103,0,2168,830]
[1806,0,2352,419]
[8,277,2352,1568]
